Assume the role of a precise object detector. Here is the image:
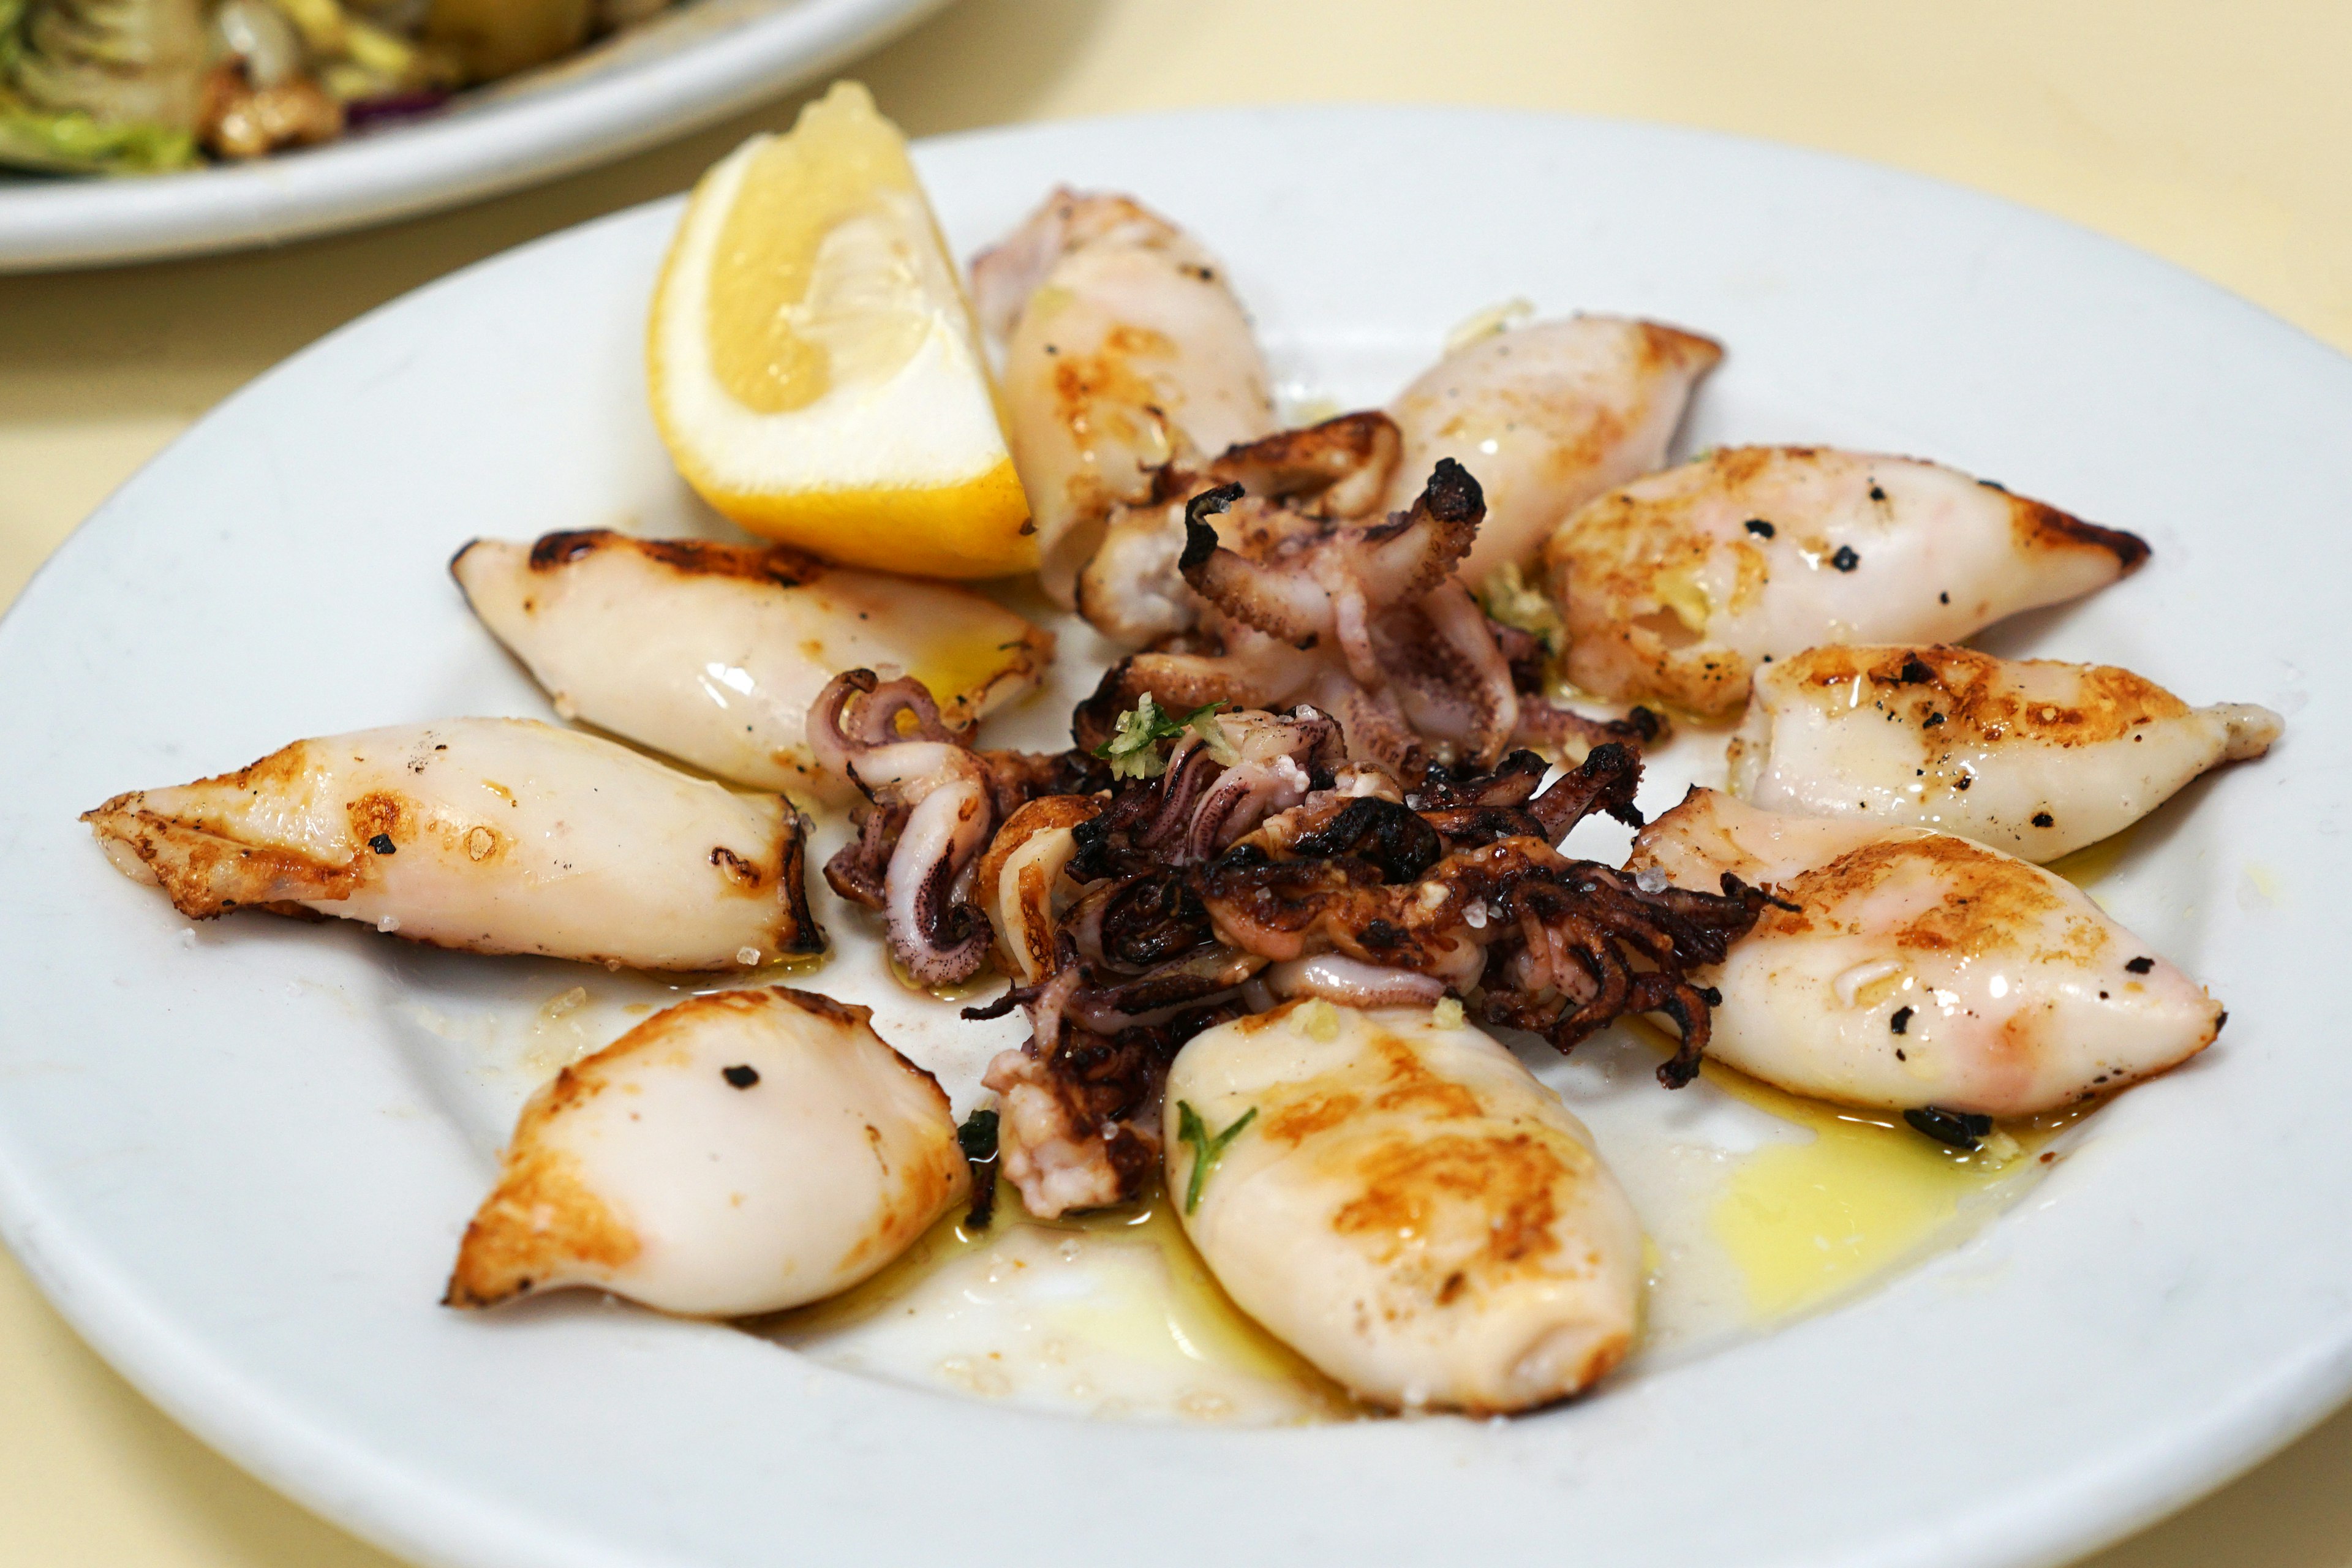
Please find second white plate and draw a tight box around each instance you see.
[0,0,945,271]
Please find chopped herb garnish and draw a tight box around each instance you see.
[1177,1099,1259,1213]
[957,1108,1001,1229]
[1475,561,1566,658]
[1091,693,1229,780]
[957,1107,999,1159]
[1187,705,1239,765]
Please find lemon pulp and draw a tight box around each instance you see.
[706,86,933,415]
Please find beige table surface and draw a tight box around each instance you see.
[5,1,2350,1562]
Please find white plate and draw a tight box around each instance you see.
[3,106,2349,1568]
[0,0,944,272]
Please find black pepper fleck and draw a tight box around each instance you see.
[1898,655,1936,684]
[368,834,396,855]
[2032,812,2054,827]
[1904,1105,1993,1150]
[1830,545,1860,571]
[1868,483,1888,502]
[722,1065,760,1089]
[1744,518,1776,538]
[1954,775,1973,791]
[1923,712,1945,728]
[1890,1006,1913,1035]
[2124,956,2155,974]
[1938,590,1950,605]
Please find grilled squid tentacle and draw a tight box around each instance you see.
[1371,581,1521,767]
[1177,459,1485,663]
[883,769,996,985]
[813,669,1066,986]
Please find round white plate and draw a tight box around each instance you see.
[0,0,944,272]
[3,107,2348,1568]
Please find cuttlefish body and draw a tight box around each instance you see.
[1548,447,2149,717]
[1166,999,1641,1413]
[453,530,1050,805]
[1727,644,2282,861]
[1384,313,1722,589]
[972,188,1276,605]
[1626,790,2221,1117]
[83,718,819,970]
[447,987,967,1316]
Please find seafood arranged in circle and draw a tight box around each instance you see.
[77,89,2284,1422]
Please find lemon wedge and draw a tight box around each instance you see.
[648,83,1033,579]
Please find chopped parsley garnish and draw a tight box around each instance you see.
[957,1108,1001,1230]
[957,1107,1000,1160]
[1092,693,1231,780]
[1177,1099,1259,1213]
[1475,560,1565,658]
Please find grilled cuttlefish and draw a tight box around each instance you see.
[83,718,819,969]
[1727,644,2283,861]
[1165,1000,1641,1413]
[1384,312,1722,589]
[447,988,967,1316]
[1627,790,2222,1117]
[971,188,1277,605]
[1547,447,2150,717]
[453,530,1052,804]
